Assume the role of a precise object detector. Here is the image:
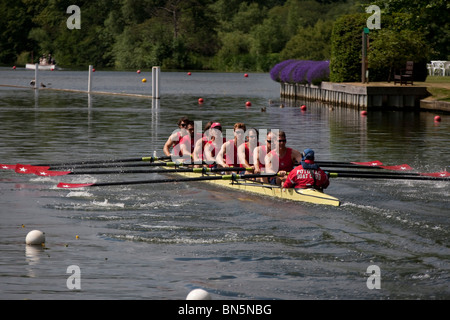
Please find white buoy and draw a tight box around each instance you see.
[186,289,212,300]
[25,230,45,245]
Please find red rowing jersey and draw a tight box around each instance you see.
[205,137,226,158]
[283,160,329,190]
[243,142,259,166]
[179,133,202,154]
[269,148,294,172]
[256,145,268,169]
[224,139,240,167]
[171,131,183,157]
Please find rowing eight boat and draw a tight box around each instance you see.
[163,166,341,207]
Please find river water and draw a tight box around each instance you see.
[0,67,449,300]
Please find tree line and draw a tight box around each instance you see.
[0,0,447,73]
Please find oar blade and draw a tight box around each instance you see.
[57,183,95,189]
[36,170,72,177]
[15,164,51,174]
[1,164,16,170]
[351,160,383,167]
[379,164,414,171]
[420,171,450,177]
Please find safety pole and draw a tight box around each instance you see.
[88,65,93,93]
[152,66,160,99]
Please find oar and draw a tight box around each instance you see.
[36,166,253,176]
[317,160,383,167]
[0,156,171,170]
[57,173,278,189]
[20,160,181,171]
[327,170,449,178]
[318,162,414,171]
[328,172,450,181]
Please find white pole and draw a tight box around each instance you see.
[88,65,93,93]
[152,66,160,99]
[34,63,39,90]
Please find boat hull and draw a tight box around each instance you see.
[26,64,58,71]
[166,169,341,206]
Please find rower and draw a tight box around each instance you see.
[283,148,329,191]
[178,121,202,164]
[216,123,246,168]
[203,122,226,167]
[264,130,302,185]
[238,128,259,174]
[193,121,214,166]
[253,131,273,182]
[163,116,190,157]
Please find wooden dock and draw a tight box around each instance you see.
[279,82,450,111]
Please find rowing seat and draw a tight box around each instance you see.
[394,61,414,85]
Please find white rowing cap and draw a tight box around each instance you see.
[186,289,212,300]
[26,230,46,245]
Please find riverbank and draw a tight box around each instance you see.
[280,76,450,113]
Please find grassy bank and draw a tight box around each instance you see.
[423,76,450,102]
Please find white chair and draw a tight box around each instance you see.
[427,63,434,76]
[444,61,450,76]
[431,61,445,76]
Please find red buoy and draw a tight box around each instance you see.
[434,115,441,122]
[300,105,307,111]
[188,72,192,76]
[137,70,141,74]
[12,66,16,70]
[361,110,368,116]
[244,73,249,78]
[246,101,252,107]
[198,98,204,104]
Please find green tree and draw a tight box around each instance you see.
[372,0,449,59]
[368,28,430,81]
[281,19,333,61]
[0,0,34,64]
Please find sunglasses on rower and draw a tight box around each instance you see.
[266,139,286,143]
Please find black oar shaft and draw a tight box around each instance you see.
[34,156,170,167]
[68,167,250,175]
[58,173,277,188]
[329,172,449,181]
[51,160,178,170]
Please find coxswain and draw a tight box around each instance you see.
[283,149,329,190]
[163,116,190,157]
[264,130,302,185]
[216,123,246,168]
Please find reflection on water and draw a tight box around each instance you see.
[25,245,45,278]
[0,69,449,299]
